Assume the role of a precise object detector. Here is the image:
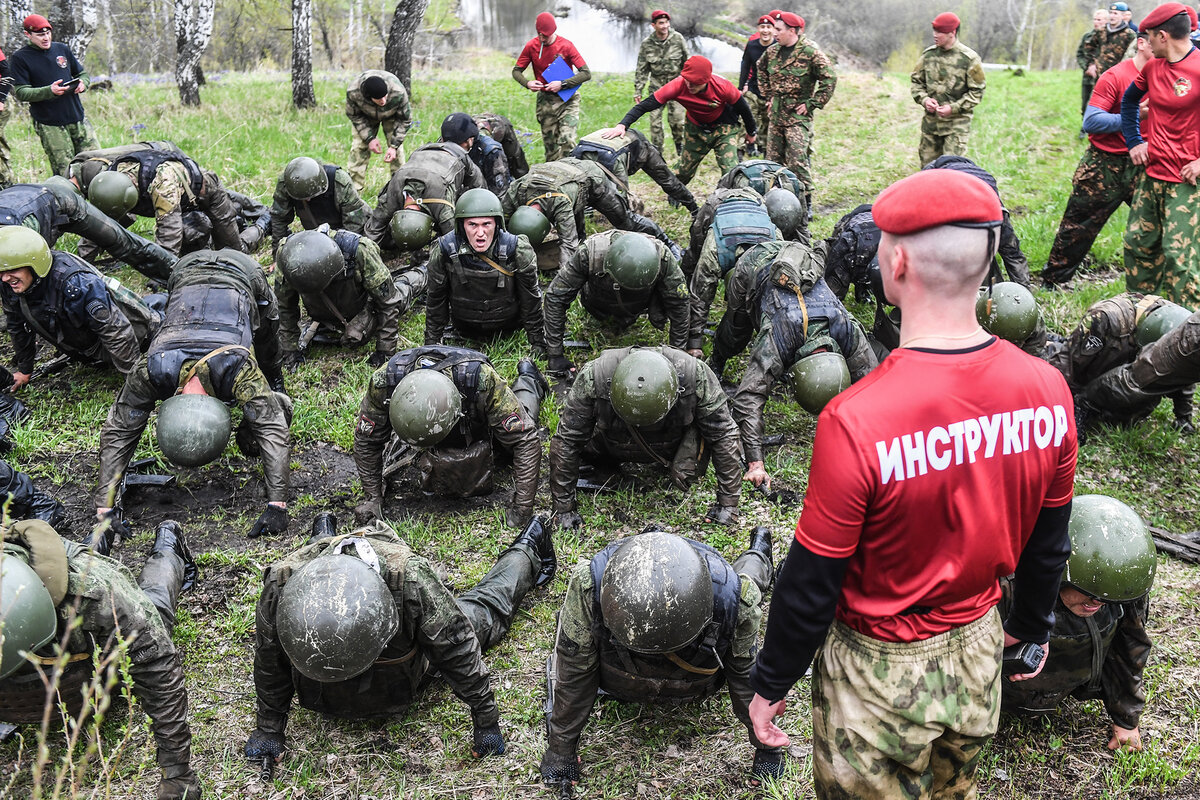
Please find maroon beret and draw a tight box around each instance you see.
[757,14,774,25]
[1140,2,1192,30]
[932,12,960,32]
[535,12,557,35]
[650,9,670,21]
[873,171,1002,235]
[22,14,51,32]
[778,11,804,28]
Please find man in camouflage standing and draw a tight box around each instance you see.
[1077,9,1108,125]
[512,13,592,161]
[911,12,986,167]
[345,70,412,193]
[1092,3,1138,76]
[756,12,836,212]
[634,10,688,156]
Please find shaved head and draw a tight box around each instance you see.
[882,225,994,299]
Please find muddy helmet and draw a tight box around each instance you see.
[277,229,345,293]
[786,351,851,414]
[1064,494,1156,603]
[156,394,232,467]
[87,171,139,219]
[0,226,52,278]
[599,532,712,654]
[507,205,551,247]
[605,233,659,290]
[275,553,400,682]
[610,349,679,426]
[282,156,328,200]
[389,369,462,448]
[763,188,803,238]
[40,175,80,197]
[1136,302,1192,347]
[976,282,1038,343]
[389,208,435,252]
[0,554,58,679]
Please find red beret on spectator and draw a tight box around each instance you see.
[778,11,804,29]
[22,14,52,32]
[680,55,713,84]
[650,9,670,21]
[873,171,1002,235]
[535,12,557,35]
[1140,2,1192,30]
[931,12,960,32]
[768,9,784,18]
[757,14,774,25]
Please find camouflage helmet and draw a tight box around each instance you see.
[87,171,139,219]
[0,553,58,680]
[786,351,851,414]
[389,369,462,448]
[156,394,232,467]
[0,226,52,278]
[610,349,679,426]
[599,531,712,654]
[1136,302,1192,347]
[1064,494,1157,602]
[507,205,551,247]
[976,282,1038,343]
[275,553,400,682]
[277,229,344,293]
[389,208,435,252]
[763,188,803,237]
[605,233,659,291]
[282,156,328,200]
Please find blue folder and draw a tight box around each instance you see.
[542,55,578,102]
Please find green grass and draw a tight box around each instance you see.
[0,57,1196,800]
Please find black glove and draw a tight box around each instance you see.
[281,351,305,371]
[157,773,202,800]
[89,508,131,556]
[540,748,581,784]
[505,505,532,529]
[1174,416,1195,435]
[530,343,548,360]
[368,351,390,368]
[244,727,286,761]
[263,368,286,394]
[547,354,573,376]
[751,748,785,783]
[248,505,289,538]
[554,510,583,531]
[704,504,739,525]
[471,723,506,758]
[354,497,383,524]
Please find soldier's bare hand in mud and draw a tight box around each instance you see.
[1108,724,1142,752]
[743,462,771,488]
[554,510,583,531]
[8,372,29,393]
[354,497,383,524]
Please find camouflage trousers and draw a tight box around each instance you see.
[536,91,582,162]
[646,84,685,156]
[918,123,971,168]
[1081,74,1097,117]
[456,542,539,649]
[812,610,1003,800]
[675,120,741,185]
[747,92,770,153]
[1044,146,1138,286]
[766,117,813,196]
[1124,174,1200,307]
[347,133,404,194]
[33,119,100,177]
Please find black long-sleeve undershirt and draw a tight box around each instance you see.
[619,94,756,137]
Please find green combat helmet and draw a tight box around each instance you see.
[389,369,462,448]
[41,175,80,196]
[763,188,803,238]
[1064,494,1157,602]
[282,156,328,200]
[1136,302,1192,347]
[976,282,1038,343]
[786,351,851,414]
[605,233,659,290]
[389,208,435,252]
[600,531,712,654]
[610,349,679,426]
[0,226,52,277]
[277,229,344,293]
[156,394,233,467]
[455,188,505,226]
[87,172,139,219]
[276,553,400,682]
[0,554,58,679]
[507,205,551,247]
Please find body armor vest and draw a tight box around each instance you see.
[591,347,698,462]
[721,159,803,197]
[112,151,204,218]
[761,277,858,364]
[12,253,115,363]
[0,185,66,243]
[713,200,774,277]
[403,143,471,200]
[385,345,492,447]
[297,165,344,230]
[147,283,255,400]
[578,234,656,324]
[438,230,522,333]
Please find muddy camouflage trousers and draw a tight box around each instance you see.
[812,609,1003,800]
[1124,174,1200,307]
[537,92,582,162]
[676,121,741,186]
[34,119,100,178]
[1044,146,1138,286]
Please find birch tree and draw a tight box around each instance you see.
[175,0,214,106]
[384,0,429,94]
[292,0,316,107]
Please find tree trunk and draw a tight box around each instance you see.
[384,0,429,95]
[174,0,214,106]
[7,0,33,54]
[291,0,316,108]
[61,0,97,61]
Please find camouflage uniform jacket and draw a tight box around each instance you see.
[1092,27,1136,75]
[270,164,369,243]
[1044,292,1172,392]
[635,30,688,95]
[345,70,412,149]
[546,556,764,756]
[548,346,743,512]
[276,229,402,358]
[114,157,228,256]
[755,36,837,126]
[366,143,486,242]
[253,524,499,731]
[910,41,986,134]
[1076,29,1099,71]
[543,230,690,356]
[999,578,1151,730]
[571,128,697,212]
[500,158,615,268]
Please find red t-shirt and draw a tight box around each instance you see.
[1134,47,1200,182]
[1089,58,1141,154]
[653,74,743,125]
[514,35,588,86]
[796,340,1077,643]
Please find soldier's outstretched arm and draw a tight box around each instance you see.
[551,197,580,270]
[95,365,158,509]
[1101,594,1153,739]
[247,576,295,762]
[356,239,403,358]
[659,259,691,351]
[269,180,296,247]
[4,296,37,376]
[548,368,601,516]
[423,248,451,344]
[74,276,142,374]
[353,371,393,502]
[544,564,602,762]
[513,241,547,354]
[694,366,745,510]
[732,334,786,466]
[687,234,722,352]
[844,318,880,382]
[274,272,304,354]
[543,251,589,357]
[335,169,369,235]
[640,145,697,213]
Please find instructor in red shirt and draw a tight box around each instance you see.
[606,55,756,185]
[747,169,1077,799]
[512,12,591,162]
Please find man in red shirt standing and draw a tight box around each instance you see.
[606,55,756,185]
[747,169,1077,799]
[1043,30,1152,288]
[1121,2,1200,305]
[512,12,591,161]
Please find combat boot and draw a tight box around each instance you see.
[310,511,338,542]
[508,515,556,588]
[749,526,773,570]
[153,520,198,592]
[517,357,550,402]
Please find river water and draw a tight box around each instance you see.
[456,0,744,73]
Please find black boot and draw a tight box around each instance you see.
[153,520,198,592]
[517,357,550,401]
[509,515,556,588]
[749,525,773,572]
[310,511,338,542]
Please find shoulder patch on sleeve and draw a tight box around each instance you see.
[500,411,525,433]
[357,414,377,435]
